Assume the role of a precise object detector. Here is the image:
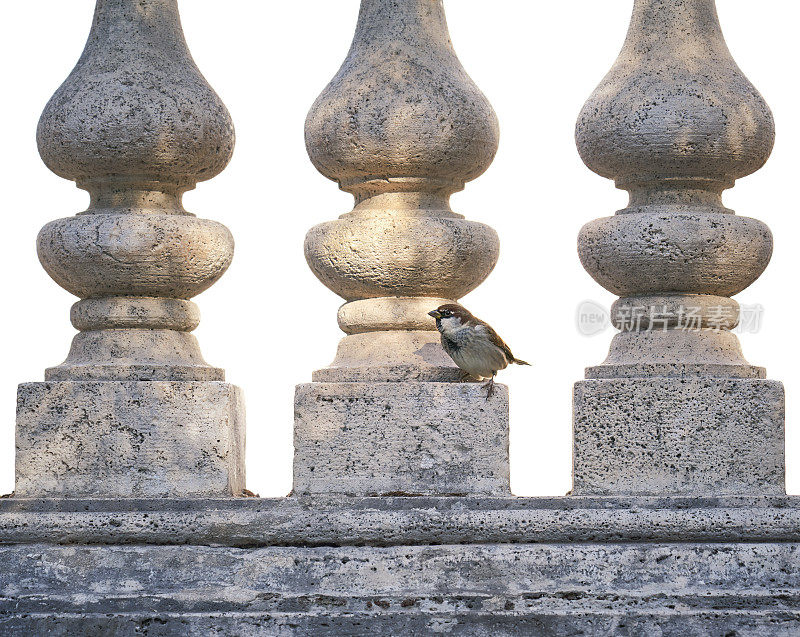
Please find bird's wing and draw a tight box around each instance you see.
[474,321,516,364]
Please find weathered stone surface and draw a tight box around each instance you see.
[1,498,799,633]
[578,212,773,299]
[573,378,785,496]
[571,0,786,539]
[575,0,776,380]
[35,0,237,383]
[311,331,463,383]
[37,0,233,185]
[2,612,797,637]
[16,381,245,498]
[0,539,798,635]
[576,1,773,192]
[294,382,509,496]
[2,496,800,547]
[21,0,248,502]
[304,0,500,381]
[7,0,794,635]
[585,329,765,379]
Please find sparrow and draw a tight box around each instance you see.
[428,303,530,398]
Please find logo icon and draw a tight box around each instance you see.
[576,300,610,336]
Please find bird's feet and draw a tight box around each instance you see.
[482,377,496,401]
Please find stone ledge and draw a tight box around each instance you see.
[2,612,798,637]
[1,495,800,546]
[0,542,799,635]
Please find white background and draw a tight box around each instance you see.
[0,1,794,497]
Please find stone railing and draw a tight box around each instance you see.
[0,0,797,634]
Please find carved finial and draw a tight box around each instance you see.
[36,0,235,381]
[576,0,774,378]
[304,0,500,381]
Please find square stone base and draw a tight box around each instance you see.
[294,382,509,496]
[16,381,245,498]
[573,378,785,496]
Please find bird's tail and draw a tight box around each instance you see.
[513,358,531,366]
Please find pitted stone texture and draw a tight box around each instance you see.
[311,331,463,382]
[33,0,237,383]
[37,0,233,187]
[294,382,509,496]
[586,329,764,379]
[45,330,224,382]
[576,0,773,199]
[1,498,799,632]
[573,378,784,496]
[303,0,501,377]
[305,216,498,304]
[16,381,245,498]
[4,496,800,547]
[1,541,799,635]
[305,0,498,195]
[574,0,776,379]
[338,297,453,334]
[38,213,234,300]
[578,212,773,298]
[71,297,201,332]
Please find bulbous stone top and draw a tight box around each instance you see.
[305,0,499,198]
[37,0,234,194]
[576,0,774,192]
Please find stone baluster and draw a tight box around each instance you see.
[15,0,245,498]
[295,0,508,496]
[573,0,784,495]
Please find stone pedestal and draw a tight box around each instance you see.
[294,383,509,496]
[573,378,785,495]
[16,382,245,498]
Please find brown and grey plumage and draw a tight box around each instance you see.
[428,303,530,398]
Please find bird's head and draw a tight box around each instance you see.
[428,303,473,330]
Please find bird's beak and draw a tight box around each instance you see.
[428,310,442,319]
